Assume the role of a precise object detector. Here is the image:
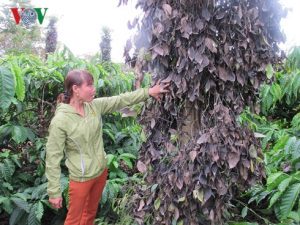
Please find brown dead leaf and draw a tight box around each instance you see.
[162,4,172,17]
[228,152,240,169]
[189,150,198,162]
[137,160,147,173]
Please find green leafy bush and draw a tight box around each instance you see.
[0,50,148,224]
[236,47,300,224]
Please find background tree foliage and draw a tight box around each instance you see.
[0,50,149,225]
[236,47,300,225]
[120,0,286,224]
[100,27,112,62]
[45,17,58,59]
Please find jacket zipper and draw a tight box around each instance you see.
[68,137,85,179]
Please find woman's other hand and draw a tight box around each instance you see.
[49,197,63,209]
[148,79,170,101]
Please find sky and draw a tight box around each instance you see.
[1,0,300,62]
[279,0,300,53]
[31,0,142,62]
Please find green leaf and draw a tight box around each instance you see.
[32,183,47,200]
[298,198,300,215]
[0,66,15,110]
[25,127,35,142]
[87,64,100,84]
[288,211,300,222]
[274,204,281,220]
[268,191,282,209]
[3,183,13,191]
[35,202,44,221]
[273,135,290,152]
[278,177,293,192]
[103,128,116,142]
[241,206,248,218]
[266,63,274,79]
[0,162,13,181]
[4,158,15,175]
[2,197,13,214]
[260,85,273,114]
[116,170,128,178]
[0,196,7,204]
[284,136,297,155]
[154,198,161,210]
[101,184,108,204]
[280,183,300,220]
[12,126,29,144]
[10,62,25,101]
[177,220,184,225]
[292,141,300,161]
[256,190,270,204]
[52,71,64,82]
[262,130,273,149]
[11,197,30,213]
[267,172,288,191]
[0,150,10,158]
[60,178,68,195]
[141,130,147,142]
[108,182,116,199]
[0,124,13,141]
[12,193,28,201]
[119,153,136,159]
[9,207,26,225]
[62,186,70,209]
[111,182,120,195]
[109,171,117,179]
[119,155,134,169]
[292,71,300,99]
[17,172,33,182]
[151,183,158,193]
[270,83,282,103]
[113,160,119,169]
[11,154,22,168]
[27,203,40,225]
[106,154,115,167]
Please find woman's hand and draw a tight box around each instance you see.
[148,79,170,101]
[49,197,63,209]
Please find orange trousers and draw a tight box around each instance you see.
[64,168,108,225]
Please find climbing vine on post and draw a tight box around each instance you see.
[120,0,286,224]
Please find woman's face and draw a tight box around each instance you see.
[74,79,96,102]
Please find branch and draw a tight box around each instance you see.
[233,199,272,224]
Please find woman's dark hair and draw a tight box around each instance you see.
[57,69,94,104]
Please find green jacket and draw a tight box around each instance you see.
[45,88,149,198]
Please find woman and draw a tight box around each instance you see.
[45,69,169,225]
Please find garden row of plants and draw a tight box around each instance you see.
[229,48,300,225]
[0,48,149,225]
[1,47,300,225]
